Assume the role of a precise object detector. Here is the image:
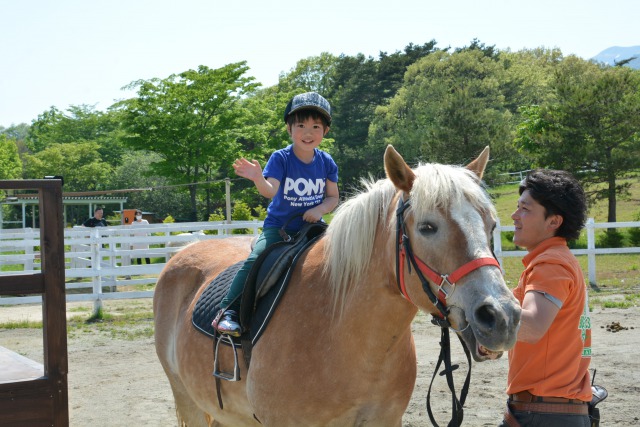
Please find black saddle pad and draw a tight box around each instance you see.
[191,258,298,347]
[191,261,243,339]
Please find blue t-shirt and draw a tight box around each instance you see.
[262,145,338,231]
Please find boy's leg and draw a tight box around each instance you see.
[215,228,286,336]
[220,228,283,311]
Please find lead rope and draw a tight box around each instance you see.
[426,326,472,427]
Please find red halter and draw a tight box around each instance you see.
[395,198,501,320]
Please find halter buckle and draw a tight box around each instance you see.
[438,275,455,299]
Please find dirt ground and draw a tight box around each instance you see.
[0,300,638,426]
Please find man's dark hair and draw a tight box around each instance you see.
[519,169,587,240]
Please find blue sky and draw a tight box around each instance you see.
[1,0,639,128]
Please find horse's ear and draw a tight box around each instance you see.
[466,146,490,179]
[384,145,416,193]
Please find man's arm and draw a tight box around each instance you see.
[517,291,560,343]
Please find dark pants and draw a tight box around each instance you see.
[499,406,591,427]
[220,227,293,311]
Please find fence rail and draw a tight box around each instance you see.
[1,218,639,309]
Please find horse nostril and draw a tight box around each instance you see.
[475,304,497,329]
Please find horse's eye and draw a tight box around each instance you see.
[417,222,437,235]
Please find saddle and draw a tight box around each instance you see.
[191,222,328,375]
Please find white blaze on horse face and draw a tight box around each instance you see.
[450,202,493,260]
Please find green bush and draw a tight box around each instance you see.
[629,212,640,246]
[254,205,267,221]
[232,201,253,234]
[208,210,225,221]
[597,229,625,248]
[205,210,226,235]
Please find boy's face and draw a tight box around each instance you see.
[511,189,562,251]
[287,116,328,155]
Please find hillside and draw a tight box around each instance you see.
[591,45,640,69]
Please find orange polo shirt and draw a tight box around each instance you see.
[507,237,592,401]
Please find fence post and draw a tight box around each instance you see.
[25,228,34,271]
[225,178,231,225]
[90,228,103,315]
[586,218,596,285]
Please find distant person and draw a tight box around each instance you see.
[131,209,151,265]
[500,169,592,427]
[83,207,107,227]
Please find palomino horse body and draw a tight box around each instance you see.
[154,146,521,426]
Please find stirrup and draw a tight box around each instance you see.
[213,333,241,381]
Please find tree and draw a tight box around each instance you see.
[0,134,22,180]
[118,62,260,220]
[326,41,439,190]
[515,56,640,222]
[22,142,112,192]
[108,151,191,220]
[277,52,339,96]
[369,49,512,175]
[27,105,125,166]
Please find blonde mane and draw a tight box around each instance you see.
[323,162,496,315]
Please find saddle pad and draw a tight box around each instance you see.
[191,261,243,339]
[191,259,289,347]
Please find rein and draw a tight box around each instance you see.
[394,197,500,427]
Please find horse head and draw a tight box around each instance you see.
[384,145,521,361]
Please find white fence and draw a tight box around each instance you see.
[0,221,261,310]
[1,218,639,309]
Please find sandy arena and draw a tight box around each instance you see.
[0,300,638,426]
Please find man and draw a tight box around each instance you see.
[501,169,592,427]
[83,207,108,227]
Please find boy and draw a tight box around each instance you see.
[500,169,592,427]
[213,92,339,336]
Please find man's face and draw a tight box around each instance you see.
[511,190,560,251]
[95,209,104,219]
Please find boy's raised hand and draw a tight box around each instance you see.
[233,158,262,182]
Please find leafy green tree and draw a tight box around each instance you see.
[278,52,339,96]
[1,123,31,157]
[515,56,640,222]
[0,134,22,179]
[22,142,112,192]
[119,62,260,220]
[369,49,512,175]
[108,151,192,220]
[27,105,125,166]
[326,42,439,190]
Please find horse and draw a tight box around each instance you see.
[153,145,521,426]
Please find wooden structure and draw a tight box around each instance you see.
[0,179,69,426]
[0,195,128,229]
